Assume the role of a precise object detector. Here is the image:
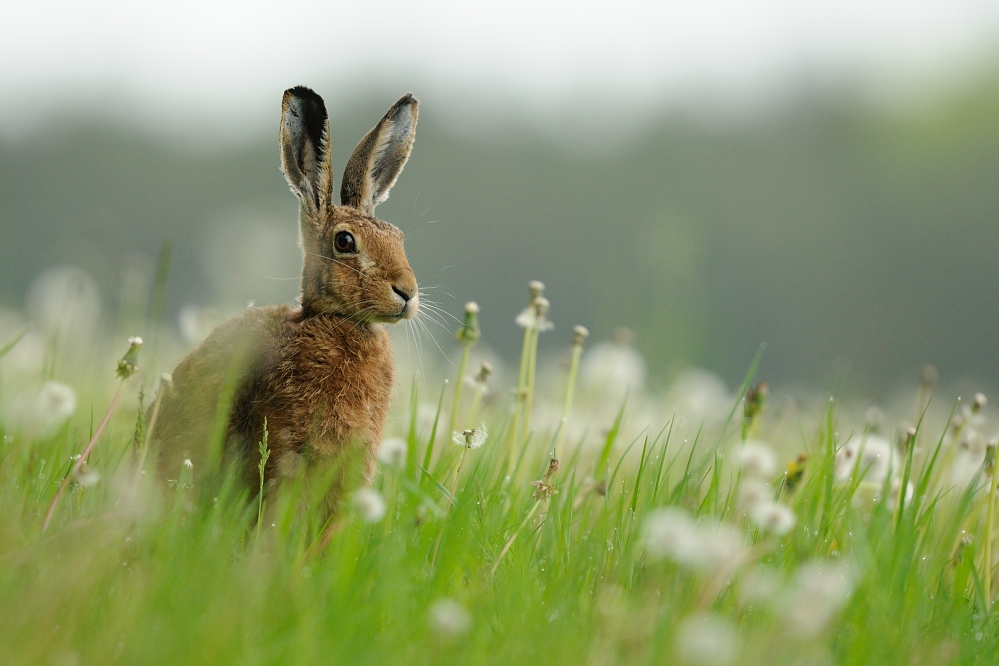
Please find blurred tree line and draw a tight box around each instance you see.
[3,77,999,394]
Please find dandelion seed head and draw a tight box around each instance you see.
[74,465,100,488]
[835,435,896,485]
[37,381,77,425]
[782,561,855,636]
[428,598,472,638]
[581,337,647,399]
[675,613,738,666]
[377,437,407,468]
[736,440,778,480]
[748,500,797,536]
[452,424,487,449]
[738,478,770,511]
[353,487,387,523]
[642,508,743,572]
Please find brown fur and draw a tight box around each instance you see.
[151,87,419,511]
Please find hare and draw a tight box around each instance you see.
[151,86,419,509]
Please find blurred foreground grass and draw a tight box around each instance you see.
[2,290,999,666]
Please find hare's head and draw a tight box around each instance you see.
[279,86,419,323]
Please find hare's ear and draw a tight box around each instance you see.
[340,93,418,215]
[279,86,334,213]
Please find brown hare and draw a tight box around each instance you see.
[151,86,420,509]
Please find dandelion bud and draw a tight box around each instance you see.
[572,325,589,347]
[743,381,768,427]
[455,301,481,344]
[475,361,493,384]
[973,392,988,413]
[116,336,143,380]
[528,280,545,299]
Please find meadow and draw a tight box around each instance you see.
[1,280,998,666]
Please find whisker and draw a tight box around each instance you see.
[416,313,454,367]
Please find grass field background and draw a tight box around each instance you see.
[2,288,998,666]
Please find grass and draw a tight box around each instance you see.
[1,295,999,666]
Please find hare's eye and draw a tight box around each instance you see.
[334,231,356,253]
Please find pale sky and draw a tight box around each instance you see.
[2,0,999,138]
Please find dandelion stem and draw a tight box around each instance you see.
[42,380,124,532]
[490,499,542,576]
[985,449,998,605]
[554,326,587,459]
[521,326,540,444]
[508,324,533,455]
[448,343,472,436]
[449,303,480,436]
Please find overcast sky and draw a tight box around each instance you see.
[3,0,999,138]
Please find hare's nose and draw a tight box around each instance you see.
[392,285,415,303]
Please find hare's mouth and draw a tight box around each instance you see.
[385,289,419,322]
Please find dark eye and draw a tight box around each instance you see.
[334,231,356,253]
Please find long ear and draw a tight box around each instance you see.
[340,93,418,215]
[279,86,333,213]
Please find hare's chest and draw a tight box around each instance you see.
[277,324,394,453]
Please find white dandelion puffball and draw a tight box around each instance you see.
[580,339,647,398]
[835,435,897,485]
[515,297,553,331]
[353,487,387,523]
[748,500,797,536]
[36,381,77,430]
[74,467,100,487]
[28,266,102,343]
[736,440,778,480]
[642,508,744,572]
[452,424,487,449]
[737,479,771,511]
[675,613,738,666]
[664,369,731,425]
[377,437,407,468]
[428,598,472,638]
[15,381,78,436]
[782,561,855,636]
[642,507,699,562]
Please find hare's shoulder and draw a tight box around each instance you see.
[174,305,293,385]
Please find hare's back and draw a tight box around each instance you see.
[153,305,292,480]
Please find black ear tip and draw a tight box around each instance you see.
[396,93,418,106]
[284,86,327,112]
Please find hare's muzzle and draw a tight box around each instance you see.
[391,283,419,320]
